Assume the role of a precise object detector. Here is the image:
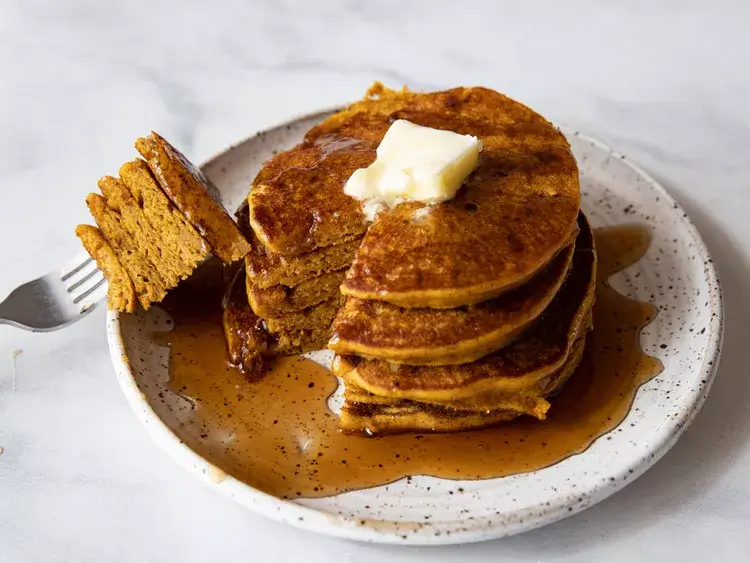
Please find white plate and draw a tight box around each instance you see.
[107,110,723,545]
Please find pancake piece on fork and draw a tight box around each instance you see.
[77,133,250,311]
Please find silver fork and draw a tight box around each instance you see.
[0,252,107,332]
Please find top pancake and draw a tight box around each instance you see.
[329,234,576,366]
[343,86,579,307]
[248,139,370,257]
[248,83,579,308]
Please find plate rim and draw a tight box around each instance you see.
[106,110,724,545]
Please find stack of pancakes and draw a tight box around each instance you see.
[239,206,363,355]
[239,106,372,355]
[332,215,596,434]
[227,83,596,434]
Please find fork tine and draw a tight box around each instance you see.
[73,276,107,304]
[61,256,94,282]
[66,265,101,293]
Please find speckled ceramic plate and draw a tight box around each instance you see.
[107,110,723,545]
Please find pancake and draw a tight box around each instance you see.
[416,330,588,412]
[339,333,588,436]
[245,239,361,289]
[248,139,370,256]
[97,175,186,287]
[222,265,332,359]
[269,326,332,357]
[247,268,346,317]
[236,201,361,289]
[246,234,361,290]
[341,142,579,308]
[231,203,343,356]
[118,159,209,270]
[340,394,518,436]
[84,193,168,307]
[329,235,576,366]
[248,83,579,308]
[263,297,343,334]
[136,132,251,264]
[336,213,596,403]
[222,268,267,379]
[75,225,136,313]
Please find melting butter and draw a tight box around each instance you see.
[345,120,482,218]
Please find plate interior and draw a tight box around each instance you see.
[109,114,722,545]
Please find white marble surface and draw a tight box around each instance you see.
[1,0,749,560]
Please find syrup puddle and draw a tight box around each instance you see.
[154,224,662,499]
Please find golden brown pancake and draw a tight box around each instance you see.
[247,268,346,317]
[418,330,588,412]
[84,193,168,307]
[342,142,579,308]
[339,333,588,435]
[248,83,579,308]
[97,175,186,287]
[340,393,519,436]
[263,297,343,334]
[136,132,250,264]
[223,265,334,358]
[80,164,210,312]
[245,237,361,290]
[248,140,370,256]
[269,326,332,357]
[236,201,361,289]
[118,159,209,270]
[233,203,342,356]
[336,214,596,404]
[329,236,576,366]
[75,225,136,313]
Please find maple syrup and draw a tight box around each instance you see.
[155,224,661,499]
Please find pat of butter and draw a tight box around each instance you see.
[344,120,482,218]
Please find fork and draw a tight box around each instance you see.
[0,252,107,332]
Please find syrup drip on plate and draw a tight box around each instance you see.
[153,224,662,499]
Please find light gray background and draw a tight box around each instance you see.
[1,1,749,561]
